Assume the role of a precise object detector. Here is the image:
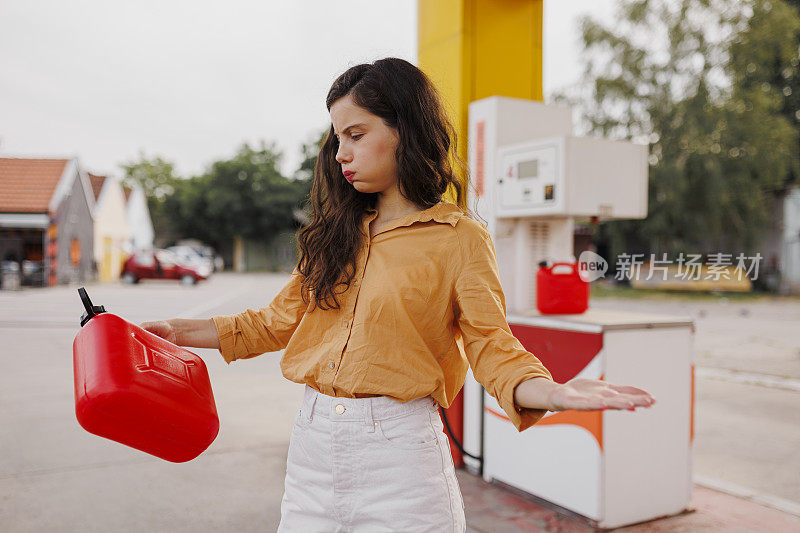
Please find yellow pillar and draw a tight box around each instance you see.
[417,0,544,208]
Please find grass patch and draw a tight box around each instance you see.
[590,282,774,301]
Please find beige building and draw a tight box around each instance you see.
[89,173,131,282]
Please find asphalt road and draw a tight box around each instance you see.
[0,274,303,532]
[1,273,798,531]
[591,295,800,509]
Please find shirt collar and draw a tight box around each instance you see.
[366,199,463,228]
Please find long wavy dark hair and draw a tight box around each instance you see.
[296,57,476,312]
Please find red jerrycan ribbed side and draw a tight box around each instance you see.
[72,287,219,463]
[536,262,589,315]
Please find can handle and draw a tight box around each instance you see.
[78,287,106,327]
[548,262,577,275]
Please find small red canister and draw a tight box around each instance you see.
[72,288,219,462]
[536,261,589,315]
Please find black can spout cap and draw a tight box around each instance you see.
[78,287,106,327]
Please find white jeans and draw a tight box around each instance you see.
[278,385,466,532]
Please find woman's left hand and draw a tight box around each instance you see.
[547,378,656,412]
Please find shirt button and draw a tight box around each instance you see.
[353,280,359,285]
[329,362,335,369]
[335,404,346,415]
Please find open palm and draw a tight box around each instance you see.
[548,378,656,412]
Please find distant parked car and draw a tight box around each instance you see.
[173,242,224,272]
[121,249,207,285]
[21,260,45,286]
[1,260,21,290]
[167,245,214,278]
[198,245,224,272]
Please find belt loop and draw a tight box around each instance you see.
[364,397,376,433]
[306,390,318,423]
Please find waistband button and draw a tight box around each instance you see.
[334,404,346,415]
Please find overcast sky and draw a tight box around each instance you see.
[0,0,614,179]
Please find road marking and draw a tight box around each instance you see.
[696,367,800,392]
[174,285,254,319]
[695,475,800,517]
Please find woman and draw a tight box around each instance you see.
[141,57,655,532]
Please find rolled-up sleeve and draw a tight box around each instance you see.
[211,266,308,364]
[453,224,554,432]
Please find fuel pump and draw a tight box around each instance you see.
[459,96,694,529]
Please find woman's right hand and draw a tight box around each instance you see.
[140,320,178,344]
[139,318,219,350]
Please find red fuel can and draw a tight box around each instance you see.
[536,262,589,315]
[72,288,219,462]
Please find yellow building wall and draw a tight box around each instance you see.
[93,179,132,282]
[417,0,544,208]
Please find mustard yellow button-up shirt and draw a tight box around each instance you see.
[211,200,554,431]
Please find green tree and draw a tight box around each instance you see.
[734,0,800,190]
[294,128,328,182]
[120,152,178,200]
[119,153,181,244]
[171,142,309,248]
[557,0,800,260]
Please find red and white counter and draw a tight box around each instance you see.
[462,308,695,529]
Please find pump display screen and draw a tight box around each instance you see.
[497,143,559,212]
[517,159,539,179]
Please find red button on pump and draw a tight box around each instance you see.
[72,288,219,462]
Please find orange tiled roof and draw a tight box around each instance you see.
[0,158,70,213]
[88,173,107,201]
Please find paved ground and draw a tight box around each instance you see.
[1,273,798,531]
[590,294,800,380]
[590,295,800,507]
[459,474,800,532]
[1,274,300,532]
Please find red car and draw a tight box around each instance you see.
[121,249,207,285]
